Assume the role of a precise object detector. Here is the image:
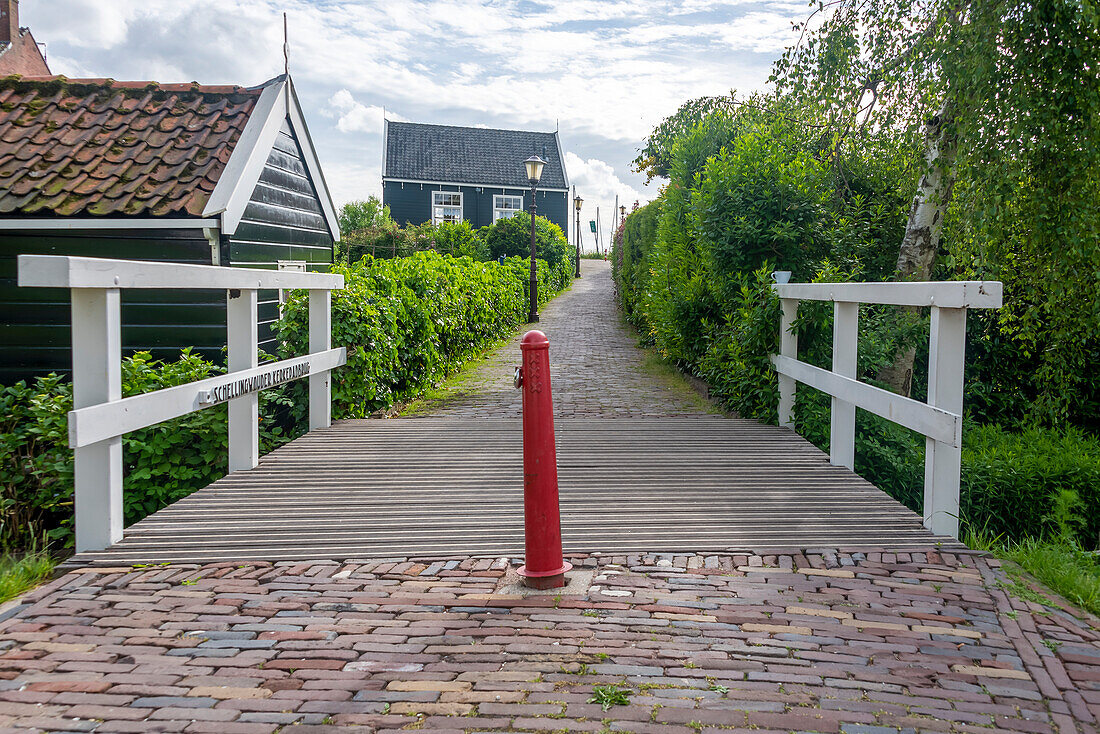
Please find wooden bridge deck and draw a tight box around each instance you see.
[71,417,955,566]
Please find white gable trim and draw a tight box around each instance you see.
[203,76,341,242]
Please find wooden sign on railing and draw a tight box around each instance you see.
[17,255,346,553]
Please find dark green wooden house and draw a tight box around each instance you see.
[0,74,340,382]
[382,121,570,236]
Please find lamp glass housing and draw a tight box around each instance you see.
[524,155,546,184]
[574,196,584,211]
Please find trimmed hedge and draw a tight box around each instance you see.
[0,251,571,550]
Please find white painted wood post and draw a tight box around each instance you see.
[309,289,332,430]
[71,288,123,552]
[924,305,967,537]
[227,288,259,471]
[830,302,859,469]
[777,299,799,428]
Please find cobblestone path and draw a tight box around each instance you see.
[3,550,1099,733]
[4,261,1100,732]
[405,259,715,419]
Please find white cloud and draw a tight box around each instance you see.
[564,152,648,252]
[21,0,807,205]
[325,89,404,134]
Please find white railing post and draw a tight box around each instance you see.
[777,298,798,428]
[830,302,858,469]
[924,305,967,538]
[227,288,259,471]
[309,289,332,430]
[71,288,123,552]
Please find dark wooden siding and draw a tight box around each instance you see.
[383,180,570,236]
[228,118,335,353]
[0,118,335,384]
[0,228,223,383]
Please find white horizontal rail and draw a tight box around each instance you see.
[67,349,346,448]
[770,277,1003,540]
[17,254,344,290]
[16,254,345,553]
[775,280,1002,309]
[771,354,961,446]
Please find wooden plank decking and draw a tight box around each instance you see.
[71,417,956,565]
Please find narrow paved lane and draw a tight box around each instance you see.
[5,257,1097,734]
[407,258,714,418]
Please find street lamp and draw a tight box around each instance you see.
[524,155,546,323]
[574,195,583,278]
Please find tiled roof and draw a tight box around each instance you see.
[384,122,568,189]
[0,76,266,218]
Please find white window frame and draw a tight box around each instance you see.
[492,194,524,223]
[432,191,463,224]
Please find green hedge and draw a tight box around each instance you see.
[277,251,570,419]
[0,251,571,550]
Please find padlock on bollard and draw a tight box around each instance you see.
[514,330,571,589]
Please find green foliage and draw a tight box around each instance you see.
[614,199,661,322]
[343,213,573,282]
[484,210,572,270]
[588,685,631,711]
[277,250,571,421]
[771,0,1100,427]
[690,131,830,284]
[338,197,392,235]
[0,549,54,603]
[960,425,1100,546]
[0,251,568,551]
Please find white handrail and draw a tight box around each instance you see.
[770,280,1003,539]
[17,255,347,553]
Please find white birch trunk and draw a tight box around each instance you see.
[879,99,957,396]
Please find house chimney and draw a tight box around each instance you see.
[1,0,19,46]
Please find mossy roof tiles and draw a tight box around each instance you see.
[0,76,263,218]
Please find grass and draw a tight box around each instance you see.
[588,685,631,711]
[967,529,1100,617]
[0,550,56,604]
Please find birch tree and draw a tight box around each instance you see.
[772,0,1100,417]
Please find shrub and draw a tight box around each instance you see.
[484,211,573,270]
[1,251,573,551]
[277,251,570,422]
[960,424,1100,546]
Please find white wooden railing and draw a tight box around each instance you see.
[17,255,346,552]
[770,280,1003,539]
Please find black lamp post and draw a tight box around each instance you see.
[524,155,546,323]
[574,195,583,278]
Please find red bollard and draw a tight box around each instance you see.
[515,330,572,589]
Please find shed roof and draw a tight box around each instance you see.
[0,76,267,218]
[384,121,568,190]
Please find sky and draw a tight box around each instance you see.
[21,0,809,248]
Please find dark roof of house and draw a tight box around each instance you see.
[0,76,269,218]
[384,121,568,189]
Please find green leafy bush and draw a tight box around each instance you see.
[484,210,572,270]
[961,425,1100,545]
[278,251,569,421]
[0,350,246,547]
[1,251,571,551]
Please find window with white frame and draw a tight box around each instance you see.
[492,194,524,223]
[432,191,463,224]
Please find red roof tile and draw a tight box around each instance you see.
[0,76,265,218]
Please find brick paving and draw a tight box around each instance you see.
[2,550,1099,732]
[405,259,716,419]
[4,260,1099,731]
